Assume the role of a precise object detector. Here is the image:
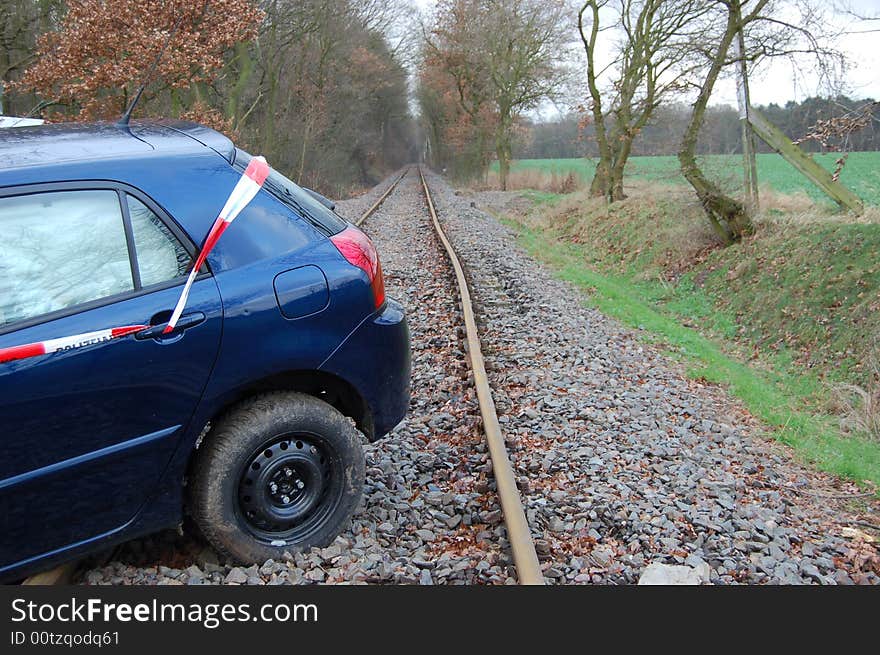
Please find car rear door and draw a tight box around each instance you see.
[0,185,222,571]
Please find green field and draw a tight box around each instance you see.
[499,152,880,206]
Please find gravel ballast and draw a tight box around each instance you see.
[79,168,878,585]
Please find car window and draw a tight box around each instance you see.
[0,190,134,328]
[127,195,191,287]
[235,148,348,236]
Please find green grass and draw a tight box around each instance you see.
[497,152,880,207]
[505,217,880,490]
[518,189,565,206]
[529,189,880,389]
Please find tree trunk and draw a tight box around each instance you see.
[226,41,254,127]
[589,160,610,197]
[679,150,749,243]
[608,135,634,201]
[498,154,510,191]
[260,16,280,155]
[609,168,626,201]
[496,115,512,191]
[677,2,754,245]
[580,2,614,202]
[590,138,630,202]
[297,119,312,185]
[261,71,278,155]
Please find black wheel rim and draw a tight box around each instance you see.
[236,433,343,546]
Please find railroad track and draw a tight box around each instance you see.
[357,165,543,585]
[354,168,408,228]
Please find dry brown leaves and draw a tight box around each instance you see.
[14,0,263,122]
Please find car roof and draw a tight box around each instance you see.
[0,119,235,170]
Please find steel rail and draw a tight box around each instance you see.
[355,169,408,227]
[416,166,544,585]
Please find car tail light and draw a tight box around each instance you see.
[330,226,386,308]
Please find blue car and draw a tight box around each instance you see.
[0,121,410,581]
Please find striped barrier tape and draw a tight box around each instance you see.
[0,156,271,364]
[164,156,269,333]
[0,325,147,364]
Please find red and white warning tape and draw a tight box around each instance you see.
[164,156,269,333]
[0,325,147,364]
[0,156,270,365]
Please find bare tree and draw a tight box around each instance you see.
[422,0,496,177]
[425,0,570,189]
[485,0,571,189]
[0,0,61,115]
[836,0,880,33]
[678,0,845,244]
[578,0,711,201]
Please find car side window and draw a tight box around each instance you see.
[0,190,134,328]
[127,195,191,287]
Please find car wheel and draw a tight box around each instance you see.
[188,391,365,563]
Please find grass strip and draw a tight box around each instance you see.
[507,217,880,490]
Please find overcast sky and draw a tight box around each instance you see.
[412,0,880,116]
[715,0,880,106]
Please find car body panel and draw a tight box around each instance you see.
[273,266,330,319]
[320,299,411,438]
[0,120,234,171]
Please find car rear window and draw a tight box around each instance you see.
[234,149,347,236]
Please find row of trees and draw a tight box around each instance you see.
[226,0,417,193]
[419,0,570,189]
[515,96,880,159]
[1,0,417,194]
[5,1,875,236]
[419,0,871,244]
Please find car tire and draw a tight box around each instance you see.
[188,391,365,564]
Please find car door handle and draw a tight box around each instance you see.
[135,312,206,340]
